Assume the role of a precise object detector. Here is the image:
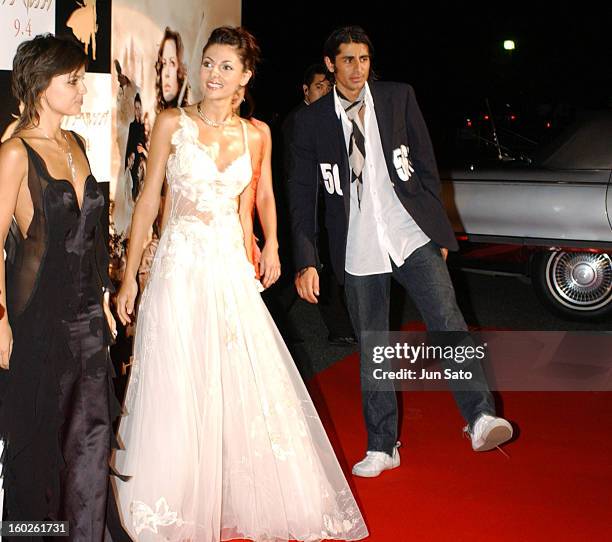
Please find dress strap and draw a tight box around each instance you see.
[177,107,191,132]
[15,136,29,151]
[69,131,92,169]
[13,137,45,177]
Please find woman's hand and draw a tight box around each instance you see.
[259,241,281,289]
[103,291,117,341]
[0,320,13,370]
[116,276,138,326]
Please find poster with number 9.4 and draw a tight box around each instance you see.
[0,0,56,70]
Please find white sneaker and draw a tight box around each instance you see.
[465,414,513,451]
[352,441,401,477]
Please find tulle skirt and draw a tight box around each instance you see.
[113,217,368,542]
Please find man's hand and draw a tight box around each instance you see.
[295,266,319,304]
[440,247,448,261]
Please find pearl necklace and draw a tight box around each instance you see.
[37,126,77,182]
[196,101,234,128]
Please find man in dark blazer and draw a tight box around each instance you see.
[282,64,356,346]
[289,26,514,477]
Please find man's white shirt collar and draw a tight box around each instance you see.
[333,82,373,119]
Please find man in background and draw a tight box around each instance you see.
[282,64,357,346]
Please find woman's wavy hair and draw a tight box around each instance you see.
[202,26,261,81]
[155,27,190,113]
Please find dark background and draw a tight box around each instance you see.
[242,2,611,159]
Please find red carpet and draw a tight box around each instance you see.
[303,324,612,542]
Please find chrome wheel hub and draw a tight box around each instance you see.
[546,252,612,310]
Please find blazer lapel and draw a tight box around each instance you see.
[334,118,351,221]
[370,82,396,178]
[321,93,351,220]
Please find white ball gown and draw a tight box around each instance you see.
[113,109,369,542]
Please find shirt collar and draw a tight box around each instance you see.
[333,82,372,119]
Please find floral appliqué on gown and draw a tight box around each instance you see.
[113,109,368,542]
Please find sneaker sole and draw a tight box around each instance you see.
[352,460,400,478]
[473,425,513,452]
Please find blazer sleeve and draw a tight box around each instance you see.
[405,85,443,201]
[281,113,294,180]
[288,108,320,272]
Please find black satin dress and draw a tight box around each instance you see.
[0,136,122,541]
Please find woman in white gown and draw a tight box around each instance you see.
[114,27,368,542]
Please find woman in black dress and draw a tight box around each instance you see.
[0,35,120,540]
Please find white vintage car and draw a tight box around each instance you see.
[441,112,612,320]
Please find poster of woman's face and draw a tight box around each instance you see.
[161,38,179,101]
[157,31,187,110]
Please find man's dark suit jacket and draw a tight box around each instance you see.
[288,81,457,284]
[282,101,307,180]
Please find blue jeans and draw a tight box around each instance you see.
[344,241,495,455]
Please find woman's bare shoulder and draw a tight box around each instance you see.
[0,136,28,163]
[155,107,182,126]
[248,117,271,137]
[150,108,182,143]
[0,137,28,187]
[246,118,271,150]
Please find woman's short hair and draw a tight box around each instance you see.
[11,34,87,132]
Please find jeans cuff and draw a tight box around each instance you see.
[367,438,396,456]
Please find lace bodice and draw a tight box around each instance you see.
[156,109,261,290]
[166,108,252,226]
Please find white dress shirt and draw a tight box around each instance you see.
[334,84,430,276]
